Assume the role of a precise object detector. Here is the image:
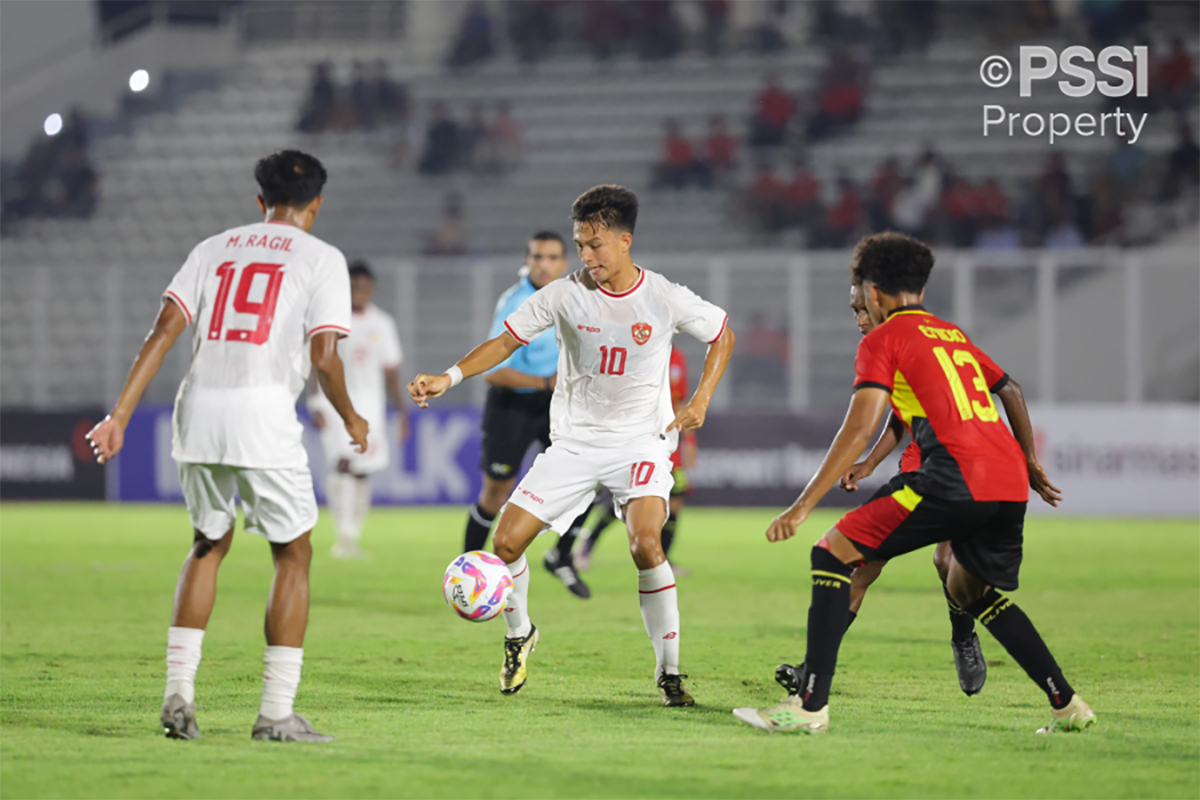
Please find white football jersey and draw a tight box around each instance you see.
[504,268,727,450]
[164,221,352,469]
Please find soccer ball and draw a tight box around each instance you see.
[442,551,514,622]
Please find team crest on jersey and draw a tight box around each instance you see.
[632,322,652,346]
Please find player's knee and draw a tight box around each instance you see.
[272,532,313,568]
[628,530,664,567]
[932,548,951,584]
[946,573,984,609]
[192,527,232,559]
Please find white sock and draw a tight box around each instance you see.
[165,626,205,704]
[328,473,362,545]
[259,646,303,721]
[502,554,532,639]
[638,562,680,680]
[352,476,372,541]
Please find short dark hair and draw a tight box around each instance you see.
[571,184,638,234]
[254,150,327,208]
[527,230,565,254]
[348,259,375,281]
[850,232,935,296]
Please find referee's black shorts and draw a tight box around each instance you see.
[836,473,1026,591]
[479,386,552,480]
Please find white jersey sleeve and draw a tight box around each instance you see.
[502,281,562,345]
[305,250,353,339]
[664,281,728,344]
[163,245,205,325]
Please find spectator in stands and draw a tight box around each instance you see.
[1085,173,1124,243]
[815,176,862,248]
[877,0,937,55]
[1079,0,1147,47]
[461,103,492,173]
[748,74,797,150]
[55,147,98,220]
[1155,37,1197,112]
[507,0,560,65]
[702,0,731,56]
[806,49,865,142]
[1032,152,1075,239]
[349,61,377,130]
[652,119,704,190]
[748,0,789,55]
[448,1,496,70]
[4,106,97,222]
[781,157,822,231]
[424,193,469,256]
[418,102,462,176]
[702,115,738,186]
[742,163,786,234]
[940,174,977,248]
[297,62,336,133]
[974,178,1010,230]
[490,101,524,174]
[373,60,409,127]
[1106,138,1148,203]
[633,1,682,61]
[891,149,945,239]
[581,1,630,61]
[866,157,901,231]
[1160,122,1200,201]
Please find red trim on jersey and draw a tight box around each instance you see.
[707,315,729,344]
[639,583,677,594]
[163,291,193,325]
[596,268,645,298]
[511,564,528,579]
[503,320,530,345]
[308,324,351,338]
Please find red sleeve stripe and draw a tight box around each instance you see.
[308,324,351,337]
[164,291,192,325]
[638,584,677,594]
[504,320,530,345]
[707,316,728,344]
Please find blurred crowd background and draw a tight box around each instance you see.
[1,0,1197,417]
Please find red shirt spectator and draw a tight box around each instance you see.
[746,167,784,203]
[819,82,863,122]
[664,133,694,167]
[941,177,975,221]
[782,167,821,210]
[826,181,861,232]
[756,82,797,129]
[1157,40,1194,91]
[870,158,902,209]
[973,179,1009,224]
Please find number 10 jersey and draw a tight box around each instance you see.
[164,221,352,469]
[503,267,727,451]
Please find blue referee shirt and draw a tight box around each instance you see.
[490,276,558,392]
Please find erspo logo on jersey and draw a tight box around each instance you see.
[632,323,652,346]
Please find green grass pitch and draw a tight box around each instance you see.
[1,503,1197,799]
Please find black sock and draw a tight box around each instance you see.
[844,610,858,632]
[801,547,854,712]
[662,511,678,557]
[944,586,977,643]
[965,588,1074,709]
[463,502,495,553]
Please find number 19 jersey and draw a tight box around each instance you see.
[164,221,352,469]
[503,268,727,450]
[853,305,1026,502]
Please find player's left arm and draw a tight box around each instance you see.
[766,387,891,542]
[86,299,188,463]
[995,376,1062,507]
[667,326,735,433]
[384,365,410,441]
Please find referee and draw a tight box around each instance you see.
[462,231,591,595]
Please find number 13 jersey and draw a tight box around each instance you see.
[164,221,352,469]
[853,305,1027,502]
[503,268,727,450]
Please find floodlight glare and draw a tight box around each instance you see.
[44,113,63,136]
[129,69,150,92]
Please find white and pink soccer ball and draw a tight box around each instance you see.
[442,551,514,622]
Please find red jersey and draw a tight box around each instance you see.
[854,306,1026,502]
[669,346,696,468]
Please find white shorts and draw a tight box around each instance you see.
[178,463,318,544]
[506,441,674,534]
[319,413,389,475]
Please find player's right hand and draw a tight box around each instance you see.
[85,415,124,464]
[345,414,370,454]
[840,460,874,492]
[407,373,452,408]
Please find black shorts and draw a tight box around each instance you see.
[479,387,552,480]
[835,473,1026,591]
